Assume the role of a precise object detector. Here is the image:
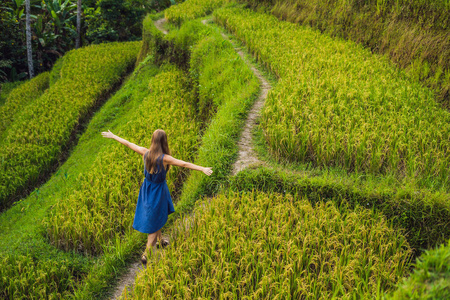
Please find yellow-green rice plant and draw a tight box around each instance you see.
[0,253,84,299]
[0,59,160,300]
[165,0,229,26]
[0,72,50,136]
[0,42,139,210]
[125,191,412,299]
[214,7,450,190]
[45,65,201,255]
[230,166,450,253]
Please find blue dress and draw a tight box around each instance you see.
[132,153,175,234]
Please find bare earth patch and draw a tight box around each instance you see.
[154,18,168,35]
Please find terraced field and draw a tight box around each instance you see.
[214,6,450,191]
[0,42,140,211]
[1,0,449,299]
[127,191,412,298]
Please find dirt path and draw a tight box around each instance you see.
[201,19,271,175]
[111,18,271,299]
[110,261,143,299]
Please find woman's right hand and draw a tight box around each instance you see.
[202,167,213,176]
[101,130,115,139]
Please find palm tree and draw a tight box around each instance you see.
[76,0,81,48]
[25,0,34,78]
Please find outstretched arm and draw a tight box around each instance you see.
[164,155,213,176]
[101,130,147,156]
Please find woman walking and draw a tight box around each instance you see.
[101,129,213,264]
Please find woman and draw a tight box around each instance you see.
[101,129,213,264]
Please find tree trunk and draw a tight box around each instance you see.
[25,0,34,78]
[76,0,81,48]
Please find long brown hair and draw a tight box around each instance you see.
[145,129,171,174]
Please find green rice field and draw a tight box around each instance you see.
[1,0,449,299]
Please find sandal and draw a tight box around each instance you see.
[141,253,147,265]
[157,237,170,249]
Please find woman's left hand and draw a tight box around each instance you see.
[101,130,115,139]
[202,167,213,176]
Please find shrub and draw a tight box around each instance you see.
[388,240,450,299]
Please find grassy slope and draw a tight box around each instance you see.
[242,0,450,107]
[0,72,50,137]
[0,42,140,210]
[0,60,161,299]
[0,82,23,106]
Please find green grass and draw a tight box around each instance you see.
[126,191,412,299]
[388,240,450,299]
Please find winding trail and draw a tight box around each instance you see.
[199,20,272,174]
[110,17,272,299]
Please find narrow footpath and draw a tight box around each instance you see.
[200,19,272,174]
[110,17,272,299]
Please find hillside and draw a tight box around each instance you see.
[1,0,449,299]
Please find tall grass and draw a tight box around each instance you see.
[125,191,412,299]
[214,6,450,190]
[242,0,450,106]
[0,253,88,300]
[0,42,139,210]
[0,72,49,136]
[229,166,450,255]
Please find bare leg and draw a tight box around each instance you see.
[146,229,161,252]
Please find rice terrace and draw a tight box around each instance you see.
[0,0,449,299]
